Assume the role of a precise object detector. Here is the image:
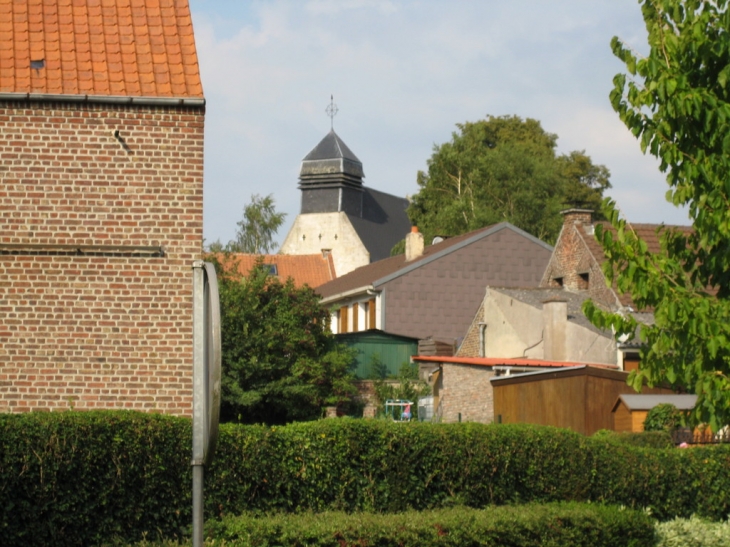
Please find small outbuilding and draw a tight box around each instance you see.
[612,394,697,433]
[491,365,674,435]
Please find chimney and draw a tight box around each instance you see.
[543,297,567,362]
[405,226,424,261]
[561,208,593,228]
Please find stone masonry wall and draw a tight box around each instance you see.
[439,363,494,423]
[0,101,204,415]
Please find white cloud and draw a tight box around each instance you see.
[189,0,687,246]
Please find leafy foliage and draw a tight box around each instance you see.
[4,413,730,545]
[206,503,657,547]
[644,403,684,432]
[592,429,674,448]
[407,115,611,245]
[584,0,730,430]
[372,362,431,420]
[656,515,730,547]
[213,257,357,424]
[228,193,286,254]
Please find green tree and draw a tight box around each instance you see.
[214,257,357,424]
[406,115,611,246]
[229,194,286,254]
[584,0,730,430]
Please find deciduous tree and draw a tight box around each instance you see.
[406,115,610,246]
[584,0,730,430]
[229,194,286,254]
[214,258,357,424]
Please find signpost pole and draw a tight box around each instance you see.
[191,261,221,547]
[192,261,206,547]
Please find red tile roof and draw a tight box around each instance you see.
[213,253,337,289]
[0,0,203,98]
[413,355,618,369]
[581,222,692,307]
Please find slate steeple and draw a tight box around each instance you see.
[299,130,364,216]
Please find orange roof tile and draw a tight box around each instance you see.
[212,253,338,290]
[0,0,203,98]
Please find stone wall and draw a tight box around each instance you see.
[439,363,494,423]
[0,101,204,415]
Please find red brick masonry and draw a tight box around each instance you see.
[0,101,204,415]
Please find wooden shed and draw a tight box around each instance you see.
[336,329,419,379]
[612,394,697,432]
[491,366,674,435]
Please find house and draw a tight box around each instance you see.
[539,209,691,369]
[612,394,697,433]
[0,0,204,415]
[280,130,412,276]
[491,366,674,435]
[457,287,620,367]
[213,252,336,288]
[316,223,553,345]
[413,355,618,424]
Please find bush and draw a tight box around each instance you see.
[644,404,683,432]
[592,429,674,448]
[0,411,192,547]
[656,515,730,547]
[2,411,730,545]
[206,503,657,547]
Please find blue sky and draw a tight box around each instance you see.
[189,0,689,248]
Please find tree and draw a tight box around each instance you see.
[229,194,286,254]
[584,0,730,430]
[213,257,357,424]
[406,115,611,246]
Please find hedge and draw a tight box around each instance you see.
[204,503,657,547]
[2,412,730,546]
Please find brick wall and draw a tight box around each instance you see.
[0,101,204,415]
[439,363,494,423]
[540,210,619,309]
[455,298,485,357]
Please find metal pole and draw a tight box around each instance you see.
[192,261,205,547]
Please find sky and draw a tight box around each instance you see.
[188,0,690,249]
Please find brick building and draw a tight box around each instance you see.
[0,0,205,414]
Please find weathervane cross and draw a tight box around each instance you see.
[325,95,338,129]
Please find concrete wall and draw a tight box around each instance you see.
[280,211,369,276]
[466,290,617,365]
[0,101,204,415]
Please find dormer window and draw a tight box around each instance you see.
[264,264,278,276]
[578,272,589,290]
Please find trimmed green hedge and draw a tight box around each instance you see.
[2,412,730,546]
[204,503,656,547]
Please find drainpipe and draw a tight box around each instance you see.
[478,323,487,357]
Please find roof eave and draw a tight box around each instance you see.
[319,285,378,305]
[0,92,206,107]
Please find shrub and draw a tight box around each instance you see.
[655,515,730,547]
[644,403,683,432]
[206,503,657,547]
[592,429,674,448]
[2,411,730,546]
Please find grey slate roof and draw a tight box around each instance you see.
[300,130,364,180]
[348,188,411,263]
[615,394,697,411]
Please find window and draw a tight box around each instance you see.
[263,264,278,276]
[578,272,589,290]
[552,277,564,288]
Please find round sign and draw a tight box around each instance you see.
[202,262,221,466]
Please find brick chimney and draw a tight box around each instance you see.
[561,208,593,228]
[543,297,567,362]
[405,226,424,261]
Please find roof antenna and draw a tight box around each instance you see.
[325,94,338,130]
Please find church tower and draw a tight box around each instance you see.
[280,130,411,276]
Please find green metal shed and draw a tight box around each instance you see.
[336,329,419,379]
